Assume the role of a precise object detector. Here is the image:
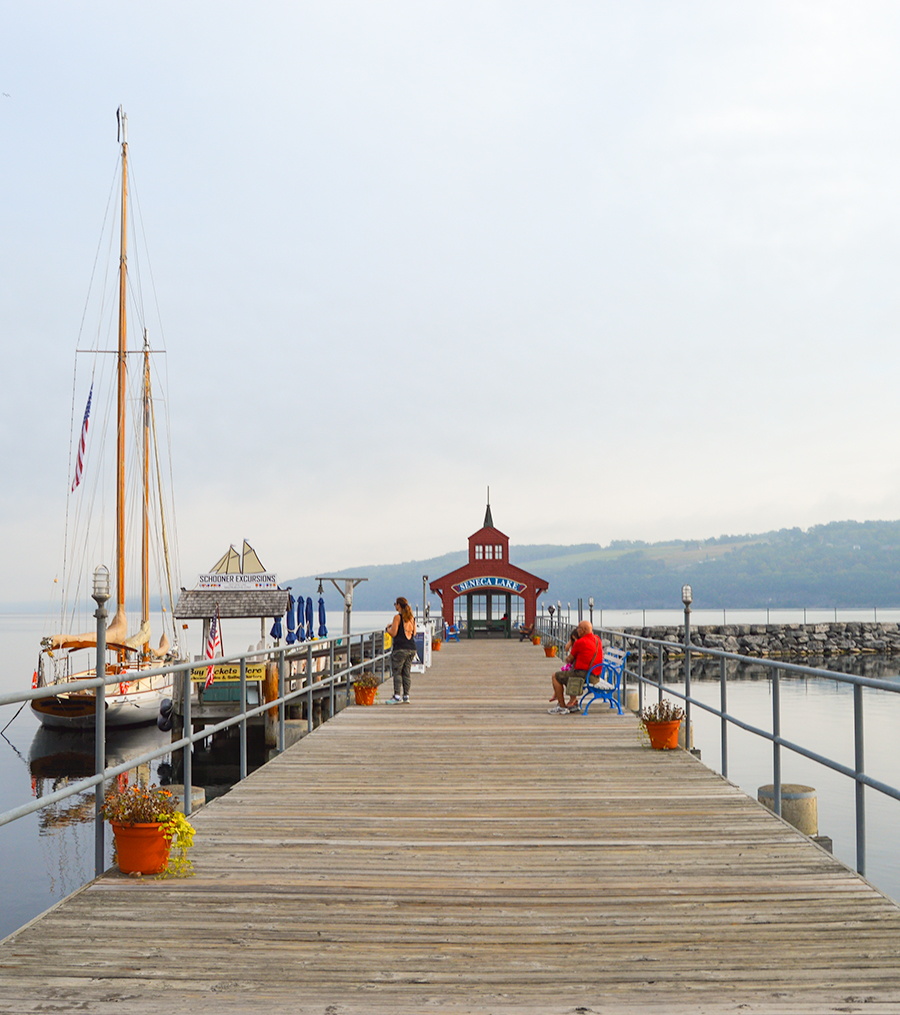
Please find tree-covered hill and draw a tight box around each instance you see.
[284,519,900,611]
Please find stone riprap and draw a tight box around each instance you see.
[608,621,900,659]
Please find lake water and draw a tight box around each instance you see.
[2,610,900,941]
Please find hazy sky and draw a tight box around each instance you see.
[3,1,900,605]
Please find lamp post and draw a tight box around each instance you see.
[422,575,429,630]
[92,565,110,877]
[682,584,693,754]
[557,601,562,641]
[589,597,594,626]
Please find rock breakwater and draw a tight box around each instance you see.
[611,621,900,659]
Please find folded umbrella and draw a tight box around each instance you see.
[285,594,297,645]
[318,596,327,638]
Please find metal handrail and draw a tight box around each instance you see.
[596,627,900,878]
[0,630,389,876]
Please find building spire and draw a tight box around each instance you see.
[484,486,493,529]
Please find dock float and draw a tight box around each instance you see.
[2,638,900,1013]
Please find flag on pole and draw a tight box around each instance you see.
[204,605,222,689]
[71,383,93,492]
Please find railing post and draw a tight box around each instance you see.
[637,643,644,712]
[93,601,108,878]
[683,604,692,752]
[657,642,663,704]
[307,645,314,734]
[854,682,866,876]
[772,668,781,818]
[720,656,728,780]
[278,648,285,753]
[239,655,247,782]
[183,666,192,817]
[330,639,337,717]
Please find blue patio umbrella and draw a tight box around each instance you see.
[270,614,283,641]
[285,594,297,645]
[305,596,314,640]
[317,596,327,638]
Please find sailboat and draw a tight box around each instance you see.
[32,108,181,729]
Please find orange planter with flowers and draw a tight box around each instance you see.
[101,782,195,876]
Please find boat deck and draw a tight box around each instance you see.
[2,637,900,1013]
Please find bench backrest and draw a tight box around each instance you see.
[588,647,627,688]
[604,647,627,671]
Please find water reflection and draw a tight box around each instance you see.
[27,724,171,832]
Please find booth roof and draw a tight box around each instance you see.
[174,589,290,620]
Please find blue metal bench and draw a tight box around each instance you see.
[577,647,627,715]
[444,623,460,643]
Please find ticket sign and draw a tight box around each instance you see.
[190,662,267,683]
[197,573,278,589]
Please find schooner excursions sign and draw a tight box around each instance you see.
[451,576,527,594]
[198,573,278,589]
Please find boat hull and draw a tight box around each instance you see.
[31,674,173,730]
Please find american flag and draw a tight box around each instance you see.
[71,383,93,492]
[204,605,222,689]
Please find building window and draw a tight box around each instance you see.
[485,545,493,560]
[475,545,483,560]
[495,545,503,560]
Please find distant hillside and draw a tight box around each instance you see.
[285,519,900,611]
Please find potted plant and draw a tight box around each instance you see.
[531,634,541,645]
[639,698,686,750]
[432,636,442,651]
[353,671,380,706]
[101,782,195,876]
[544,644,557,658]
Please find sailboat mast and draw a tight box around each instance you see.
[142,330,150,653]
[116,110,128,618]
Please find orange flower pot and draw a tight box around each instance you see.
[354,685,377,706]
[432,640,441,651]
[531,636,541,645]
[645,719,681,750]
[544,645,557,658]
[112,822,171,874]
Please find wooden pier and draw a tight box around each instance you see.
[2,638,900,1013]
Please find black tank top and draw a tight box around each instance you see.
[393,614,416,651]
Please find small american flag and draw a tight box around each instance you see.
[71,384,93,492]
[204,605,222,689]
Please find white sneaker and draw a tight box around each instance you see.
[547,705,569,714]
[385,695,403,705]
[402,695,410,703]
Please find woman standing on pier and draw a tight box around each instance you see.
[385,597,417,704]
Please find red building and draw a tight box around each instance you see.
[429,504,549,637]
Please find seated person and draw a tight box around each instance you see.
[547,621,603,714]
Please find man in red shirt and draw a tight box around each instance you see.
[547,620,603,714]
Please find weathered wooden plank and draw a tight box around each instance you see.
[1,637,899,1012]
